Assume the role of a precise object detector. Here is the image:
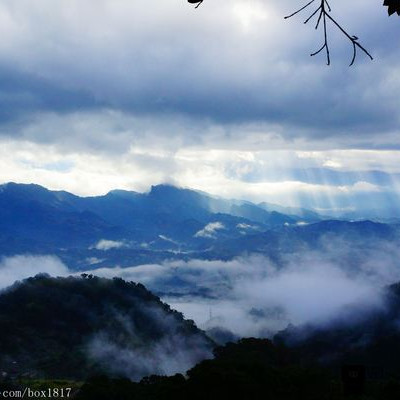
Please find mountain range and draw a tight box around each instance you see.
[0,182,398,270]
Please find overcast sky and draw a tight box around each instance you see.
[0,0,399,211]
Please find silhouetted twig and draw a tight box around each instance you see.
[188,0,204,9]
[285,0,373,66]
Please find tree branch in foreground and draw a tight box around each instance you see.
[285,0,373,66]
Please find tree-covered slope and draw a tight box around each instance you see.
[75,282,400,400]
[0,275,213,380]
[274,281,400,377]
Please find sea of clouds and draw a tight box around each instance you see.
[2,236,398,338]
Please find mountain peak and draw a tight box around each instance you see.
[149,183,184,193]
[106,189,140,199]
[0,181,48,192]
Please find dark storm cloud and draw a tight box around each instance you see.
[0,64,101,125]
[0,0,399,149]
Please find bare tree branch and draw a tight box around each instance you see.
[188,0,375,66]
[285,0,373,66]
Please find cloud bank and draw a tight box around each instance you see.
[93,239,126,251]
[1,243,399,346]
[83,240,400,338]
[0,0,399,210]
[194,222,225,238]
[0,255,69,290]
[0,0,399,138]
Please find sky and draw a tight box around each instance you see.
[0,0,400,212]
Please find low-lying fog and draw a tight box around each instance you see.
[2,237,399,339]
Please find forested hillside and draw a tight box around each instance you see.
[0,275,213,380]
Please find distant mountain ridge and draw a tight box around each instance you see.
[0,182,318,225]
[0,182,310,265]
[0,182,398,271]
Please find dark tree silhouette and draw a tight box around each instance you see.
[384,0,400,15]
[187,0,203,9]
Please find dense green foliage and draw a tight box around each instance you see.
[77,339,332,400]
[3,275,400,398]
[76,280,400,400]
[275,281,400,378]
[76,338,400,400]
[0,275,213,380]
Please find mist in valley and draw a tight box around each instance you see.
[81,237,400,339]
